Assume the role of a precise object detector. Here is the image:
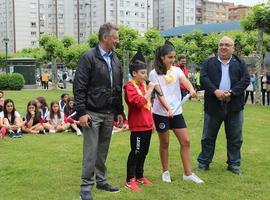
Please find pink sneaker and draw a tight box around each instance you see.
[125,178,141,192]
[136,177,153,186]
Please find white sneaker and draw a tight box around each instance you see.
[162,170,172,183]
[183,173,204,184]
[76,129,82,136]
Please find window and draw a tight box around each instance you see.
[31,41,36,46]
[31,31,36,36]
[30,22,36,27]
[30,3,36,9]
[120,10,124,16]
[110,10,114,16]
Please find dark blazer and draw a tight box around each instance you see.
[73,45,124,117]
[200,55,250,116]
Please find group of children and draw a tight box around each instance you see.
[0,92,82,139]
[124,41,203,192]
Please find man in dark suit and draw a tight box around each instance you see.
[197,36,250,175]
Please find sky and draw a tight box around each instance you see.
[218,0,268,6]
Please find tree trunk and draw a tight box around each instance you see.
[51,58,58,90]
[255,28,264,105]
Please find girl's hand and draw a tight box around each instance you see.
[189,89,197,98]
[167,108,173,118]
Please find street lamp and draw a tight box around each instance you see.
[2,38,9,73]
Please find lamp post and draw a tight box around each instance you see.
[2,38,9,73]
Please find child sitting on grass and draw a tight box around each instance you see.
[0,99,23,138]
[44,101,70,133]
[22,100,45,134]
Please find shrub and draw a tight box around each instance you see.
[8,73,25,90]
[0,73,25,90]
[0,73,10,90]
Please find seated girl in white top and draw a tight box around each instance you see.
[44,101,70,133]
[0,99,23,138]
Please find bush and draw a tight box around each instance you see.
[8,73,25,90]
[0,73,25,90]
[0,73,10,90]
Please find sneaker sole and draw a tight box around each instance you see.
[125,185,141,192]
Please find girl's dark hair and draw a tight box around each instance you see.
[36,96,48,108]
[50,101,61,119]
[154,44,175,75]
[26,100,41,123]
[64,97,74,116]
[61,93,69,99]
[4,99,16,124]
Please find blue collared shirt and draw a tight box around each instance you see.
[98,45,113,86]
[218,56,231,91]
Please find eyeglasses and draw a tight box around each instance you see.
[219,43,233,47]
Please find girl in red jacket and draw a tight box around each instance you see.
[124,50,157,192]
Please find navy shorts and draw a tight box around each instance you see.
[153,113,187,133]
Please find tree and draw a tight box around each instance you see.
[87,33,98,48]
[241,1,270,104]
[62,36,76,48]
[39,35,64,89]
[63,44,89,69]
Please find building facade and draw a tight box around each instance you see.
[229,4,250,20]
[0,0,154,53]
[201,0,233,24]
[153,0,196,31]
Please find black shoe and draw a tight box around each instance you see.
[80,191,93,200]
[227,166,242,176]
[96,183,119,193]
[196,163,209,172]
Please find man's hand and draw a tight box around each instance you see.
[117,114,123,128]
[214,89,226,101]
[79,114,91,128]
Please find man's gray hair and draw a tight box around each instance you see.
[98,22,118,41]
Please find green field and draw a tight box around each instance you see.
[0,90,270,200]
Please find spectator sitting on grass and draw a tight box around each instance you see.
[0,99,23,138]
[63,97,82,136]
[44,101,70,133]
[22,100,45,134]
[36,96,49,123]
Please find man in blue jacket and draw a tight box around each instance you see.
[197,36,250,175]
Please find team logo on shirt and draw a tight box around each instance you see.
[159,123,166,130]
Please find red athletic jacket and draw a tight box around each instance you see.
[124,81,154,132]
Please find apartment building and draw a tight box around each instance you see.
[153,0,196,31]
[201,0,233,24]
[0,0,154,53]
[229,4,250,20]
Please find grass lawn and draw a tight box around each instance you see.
[0,90,270,200]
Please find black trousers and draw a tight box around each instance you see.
[262,90,270,105]
[126,130,152,182]
[245,91,254,104]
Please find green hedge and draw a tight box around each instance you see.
[0,73,25,90]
